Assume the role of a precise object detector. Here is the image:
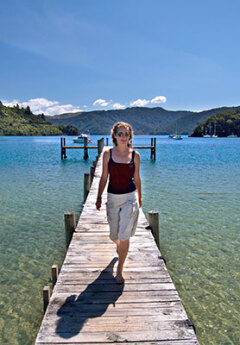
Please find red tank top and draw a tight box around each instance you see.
[107,149,136,194]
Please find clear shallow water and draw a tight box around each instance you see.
[0,135,239,345]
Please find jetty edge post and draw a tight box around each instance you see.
[51,264,58,287]
[90,166,95,185]
[154,137,156,160]
[64,212,76,248]
[106,137,109,146]
[150,138,153,160]
[97,138,104,155]
[60,137,67,160]
[43,286,50,313]
[84,173,90,202]
[148,211,160,249]
[83,137,88,160]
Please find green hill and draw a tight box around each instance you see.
[0,102,79,136]
[190,109,240,137]
[46,105,240,135]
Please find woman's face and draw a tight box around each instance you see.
[115,126,130,145]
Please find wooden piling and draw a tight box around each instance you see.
[154,138,156,160]
[90,166,95,185]
[149,211,160,248]
[150,138,154,160]
[51,264,58,287]
[84,137,89,160]
[97,138,104,155]
[84,173,90,202]
[106,137,109,146]
[43,286,50,313]
[63,138,67,159]
[64,212,76,248]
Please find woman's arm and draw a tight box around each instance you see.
[134,151,142,208]
[96,150,109,210]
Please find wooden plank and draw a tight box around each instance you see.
[37,330,196,343]
[38,338,198,345]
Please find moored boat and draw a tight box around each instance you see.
[73,133,92,143]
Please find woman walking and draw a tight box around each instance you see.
[96,122,142,284]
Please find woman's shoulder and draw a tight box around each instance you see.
[133,150,140,158]
[103,148,111,159]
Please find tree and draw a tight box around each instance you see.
[24,106,32,115]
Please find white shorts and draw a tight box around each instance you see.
[106,191,139,242]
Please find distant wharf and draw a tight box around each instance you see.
[61,137,156,160]
[36,142,199,345]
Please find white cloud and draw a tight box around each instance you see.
[44,104,82,115]
[113,103,126,110]
[2,98,82,115]
[151,96,167,104]
[93,99,109,107]
[130,99,150,107]
[2,99,19,107]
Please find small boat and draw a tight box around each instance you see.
[170,121,182,140]
[172,134,183,140]
[203,124,218,138]
[73,133,92,143]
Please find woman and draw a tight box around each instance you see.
[96,122,142,284]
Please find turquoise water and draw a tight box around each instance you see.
[0,135,239,345]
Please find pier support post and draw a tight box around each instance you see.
[148,211,160,249]
[63,138,67,159]
[84,173,90,202]
[84,137,89,160]
[43,286,50,313]
[106,138,109,146]
[90,166,95,185]
[61,138,63,160]
[150,138,153,160]
[98,138,104,155]
[51,264,58,287]
[64,212,76,248]
[154,138,156,160]
[61,138,67,160]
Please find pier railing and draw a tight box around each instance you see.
[61,137,156,160]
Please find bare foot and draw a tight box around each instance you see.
[115,272,125,284]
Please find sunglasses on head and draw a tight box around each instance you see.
[116,131,130,138]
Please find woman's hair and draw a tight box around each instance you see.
[111,121,134,147]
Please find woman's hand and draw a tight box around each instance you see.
[96,197,102,210]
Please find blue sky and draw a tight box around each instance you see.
[0,0,240,115]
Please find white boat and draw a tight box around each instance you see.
[73,133,92,143]
[172,134,182,140]
[171,121,182,140]
[203,124,218,138]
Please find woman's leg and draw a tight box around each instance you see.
[115,239,129,283]
[114,239,120,255]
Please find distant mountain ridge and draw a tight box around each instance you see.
[46,105,240,134]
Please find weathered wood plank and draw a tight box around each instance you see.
[37,330,196,343]
[38,338,198,345]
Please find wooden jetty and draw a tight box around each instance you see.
[61,137,156,160]
[35,147,199,345]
